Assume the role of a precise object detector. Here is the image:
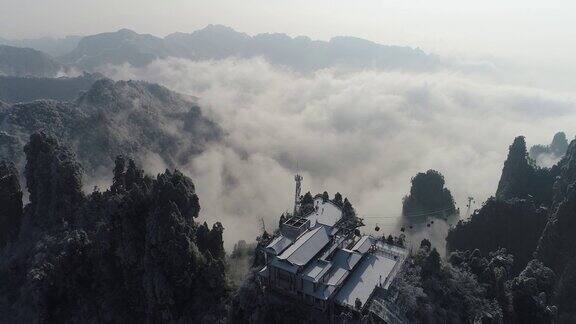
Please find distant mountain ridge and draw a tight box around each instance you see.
[61,28,174,69]
[11,25,441,72]
[0,45,65,77]
[0,35,82,57]
[0,73,101,103]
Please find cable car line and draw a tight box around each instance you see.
[360,206,455,219]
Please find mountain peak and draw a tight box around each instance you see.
[188,24,250,40]
[200,24,240,34]
[116,28,138,35]
[77,78,179,107]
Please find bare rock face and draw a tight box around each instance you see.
[0,160,23,248]
[0,134,228,323]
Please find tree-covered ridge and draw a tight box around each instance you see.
[534,138,576,322]
[391,242,502,323]
[448,249,556,323]
[0,78,222,176]
[496,136,558,207]
[0,133,229,323]
[447,198,548,275]
[402,169,456,220]
[448,134,576,322]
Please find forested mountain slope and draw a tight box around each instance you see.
[0,45,64,77]
[448,135,576,322]
[0,78,221,177]
[0,133,229,323]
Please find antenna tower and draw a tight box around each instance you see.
[293,173,303,216]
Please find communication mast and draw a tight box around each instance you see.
[294,173,303,215]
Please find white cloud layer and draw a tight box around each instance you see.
[99,58,576,249]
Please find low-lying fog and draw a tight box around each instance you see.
[99,57,576,249]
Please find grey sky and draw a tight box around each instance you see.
[1,0,575,64]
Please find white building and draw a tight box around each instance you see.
[258,195,408,320]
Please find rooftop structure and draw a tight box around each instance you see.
[258,193,409,321]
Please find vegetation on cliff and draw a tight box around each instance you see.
[0,133,229,323]
[402,169,456,220]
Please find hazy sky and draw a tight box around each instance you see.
[1,0,575,63]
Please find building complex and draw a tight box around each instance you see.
[257,175,409,322]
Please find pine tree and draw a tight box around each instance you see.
[333,192,343,207]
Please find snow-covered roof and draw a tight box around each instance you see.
[305,266,348,301]
[306,197,343,227]
[326,267,348,286]
[351,235,374,254]
[310,284,337,300]
[303,259,332,282]
[278,225,331,266]
[332,249,363,271]
[266,235,293,255]
[334,252,399,308]
[262,186,410,311]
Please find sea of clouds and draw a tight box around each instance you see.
[99,57,576,251]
